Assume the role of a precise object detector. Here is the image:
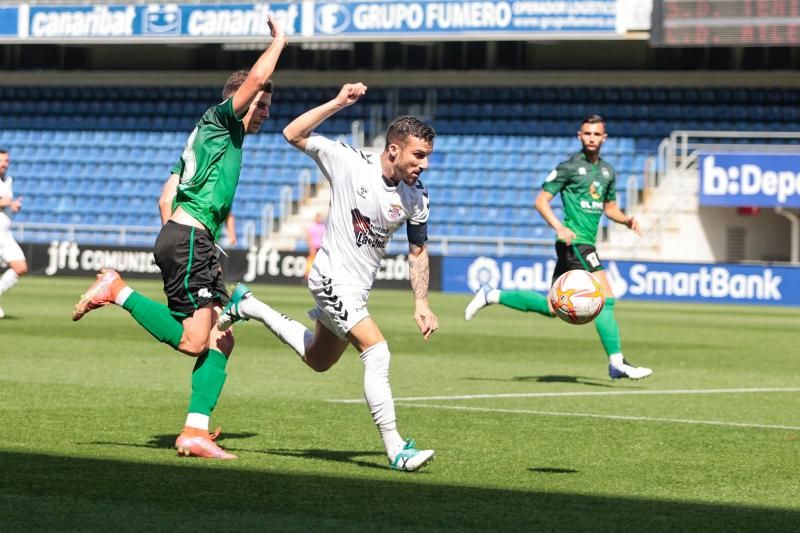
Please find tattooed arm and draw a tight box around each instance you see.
[409,242,438,340]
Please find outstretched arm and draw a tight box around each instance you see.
[231,15,287,118]
[158,174,179,224]
[283,83,367,152]
[604,201,640,235]
[535,189,576,244]
[409,243,438,341]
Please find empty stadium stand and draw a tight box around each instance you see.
[2,84,796,254]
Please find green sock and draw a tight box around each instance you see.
[594,297,622,356]
[188,349,229,416]
[122,291,183,349]
[498,291,555,317]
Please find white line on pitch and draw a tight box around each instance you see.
[395,402,800,431]
[327,387,800,404]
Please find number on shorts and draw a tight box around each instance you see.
[586,251,601,268]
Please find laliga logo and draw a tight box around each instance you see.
[467,256,501,292]
[605,261,629,298]
[316,3,350,34]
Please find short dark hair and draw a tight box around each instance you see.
[384,116,435,149]
[0,148,7,155]
[222,70,273,100]
[580,114,606,128]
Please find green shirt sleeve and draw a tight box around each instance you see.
[213,97,241,131]
[604,165,617,203]
[542,162,572,195]
[170,158,184,176]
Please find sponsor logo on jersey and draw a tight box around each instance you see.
[602,167,610,177]
[578,167,587,175]
[388,205,404,221]
[197,288,213,299]
[351,208,387,249]
[589,180,603,200]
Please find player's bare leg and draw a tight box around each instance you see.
[592,270,652,380]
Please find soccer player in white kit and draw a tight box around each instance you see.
[218,83,438,471]
[0,149,29,319]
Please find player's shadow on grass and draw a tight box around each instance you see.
[4,450,799,531]
[464,375,629,388]
[529,467,579,474]
[257,448,388,471]
[81,432,258,451]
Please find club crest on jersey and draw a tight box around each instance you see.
[602,167,610,177]
[351,208,387,249]
[578,167,587,175]
[357,185,368,198]
[388,205,404,221]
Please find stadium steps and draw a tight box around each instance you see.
[268,179,331,251]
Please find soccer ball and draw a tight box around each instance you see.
[549,270,605,325]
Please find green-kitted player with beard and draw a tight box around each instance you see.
[465,115,653,380]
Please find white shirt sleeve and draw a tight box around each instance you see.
[304,135,356,186]
[408,181,430,225]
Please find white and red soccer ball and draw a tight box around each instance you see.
[549,270,606,325]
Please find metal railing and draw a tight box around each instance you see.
[655,130,800,188]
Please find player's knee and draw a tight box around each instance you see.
[179,335,210,357]
[306,357,334,373]
[304,348,335,372]
[11,263,27,276]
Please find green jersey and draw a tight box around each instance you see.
[171,97,244,238]
[542,151,616,246]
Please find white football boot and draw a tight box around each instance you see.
[464,284,493,321]
[609,359,653,380]
[389,439,435,472]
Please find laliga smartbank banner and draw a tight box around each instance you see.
[699,153,800,208]
[0,1,621,43]
[444,255,800,306]
[23,241,439,290]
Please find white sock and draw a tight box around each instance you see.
[239,297,313,358]
[361,342,405,457]
[609,353,624,367]
[115,286,133,306]
[486,289,501,304]
[0,269,19,295]
[185,413,209,431]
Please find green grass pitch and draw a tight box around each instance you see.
[1,276,799,531]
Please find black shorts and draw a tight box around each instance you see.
[153,221,229,317]
[552,241,604,285]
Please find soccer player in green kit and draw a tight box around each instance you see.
[465,115,653,380]
[72,15,287,458]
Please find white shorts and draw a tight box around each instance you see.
[0,232,24,266]
[307,273,370,340]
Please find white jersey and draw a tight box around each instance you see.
[0,175,13,232]
[305,135,429,290]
